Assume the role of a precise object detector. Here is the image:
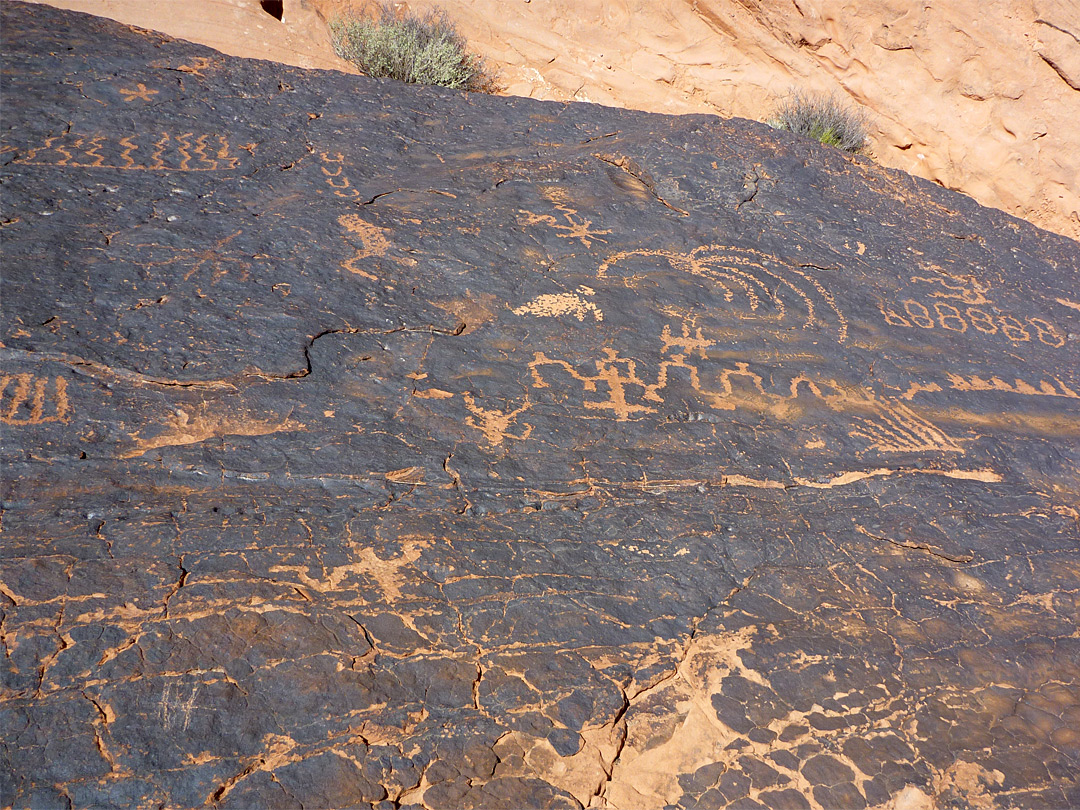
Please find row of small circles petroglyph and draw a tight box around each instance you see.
[879,275,1065,347]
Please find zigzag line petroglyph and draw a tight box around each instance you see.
[946,373,1079,399]
[16,132,243,171]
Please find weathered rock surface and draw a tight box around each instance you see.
[27,0,1080,244]
[2,3,1079,808]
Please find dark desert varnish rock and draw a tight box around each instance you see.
[1,3,1078,807]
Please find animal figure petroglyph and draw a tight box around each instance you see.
[339,214,392,280]
[518,203,611,247]
[463,393,533,447]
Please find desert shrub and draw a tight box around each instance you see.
[330,3,496,92]
[768,91,868,153]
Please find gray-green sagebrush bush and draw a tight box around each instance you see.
[768,91,869,153]
[331,2,497,92]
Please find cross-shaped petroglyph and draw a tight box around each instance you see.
[119,83,158,102]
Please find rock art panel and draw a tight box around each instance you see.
[1,4,1079,809]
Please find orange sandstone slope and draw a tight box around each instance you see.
[31,0,1080,242]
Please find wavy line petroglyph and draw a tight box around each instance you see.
[527,319,960,454]
[598,244,848,343]
[0,374,70,424]
[16,131,244,171]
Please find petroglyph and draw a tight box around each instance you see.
[339,214,392,280]
[463,392,533,447]
[526,320,960,452]
[269,536,433,602]
[1055,297,1080,313]
[519,200,611,247]
[160,682,200,732]
[599,244,849,342]
[946,373,1079,398]
[880,276,1066,347]
[15,131,245,171]
[0,373,70,424]
[849,400,963,453]
[109,229,249,288]
[530,348,662,420]
[5,6,1079,808]
[512,286,603,322]
[318,151,360,198]
[119,83,158,102]
[123,407,301,458]
[910,273,992,305]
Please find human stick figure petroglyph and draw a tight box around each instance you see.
[0,374,70,424]
[598,244,849,343]
[526,318,961,454]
